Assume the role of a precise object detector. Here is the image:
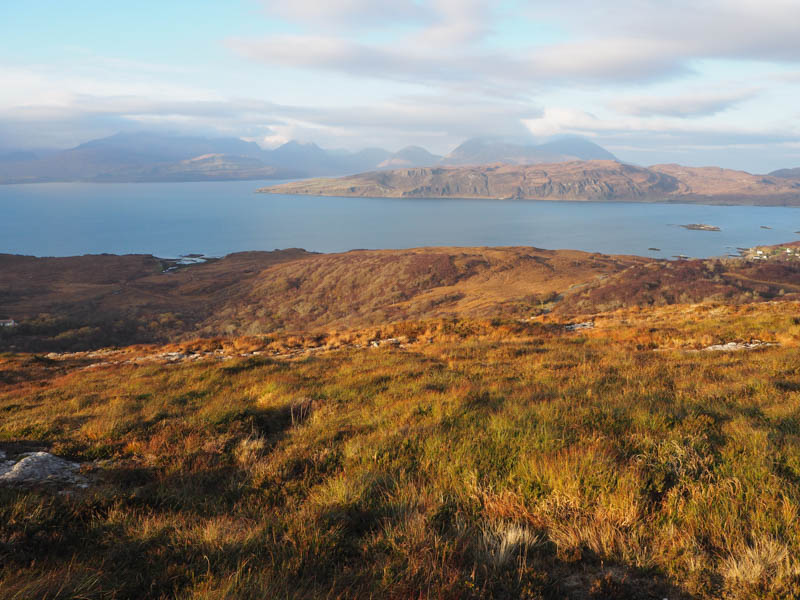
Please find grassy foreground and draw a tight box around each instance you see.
[3,303,800,598]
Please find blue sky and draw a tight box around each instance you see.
[1,0,799,171]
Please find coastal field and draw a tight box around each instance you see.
[3,302,800,598]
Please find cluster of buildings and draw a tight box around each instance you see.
[743,245,800,261]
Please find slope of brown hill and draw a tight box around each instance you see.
[259,160,800,205]
[202,247,647,336]
[7,246,800,352]
[555,258,800,314]
[0,250,315,349]
[0,247,646,350]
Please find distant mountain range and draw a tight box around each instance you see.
[0,133,444,184]
[259,160,800,206]
[1,131,798,185]
[0,132,620,184]
[0,133,282,184]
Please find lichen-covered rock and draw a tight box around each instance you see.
[0,451,87,487]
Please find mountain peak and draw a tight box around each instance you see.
[276,140,322,150]
[442,136,616,166]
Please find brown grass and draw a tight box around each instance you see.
[2,302,800,597]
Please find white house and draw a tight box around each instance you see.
[0,319,17,327]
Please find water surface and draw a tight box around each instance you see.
[2,180,799,258]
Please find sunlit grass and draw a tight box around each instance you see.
[2,303,800,597]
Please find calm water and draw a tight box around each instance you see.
[2,179,800,258]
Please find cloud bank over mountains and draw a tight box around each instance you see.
[1,0,799,171]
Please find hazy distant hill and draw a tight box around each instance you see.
[93,153,291,182]
[0,132,629,184]
[262,141,394,176]
[0,133,447,183]
[0,132,297,183]
[770,167,800,179]
[76,132,265,161]
[441,136,617,166]
[0,150,38,163]
[379,146,443,169]
[260,160,800,205]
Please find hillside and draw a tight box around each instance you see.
[0,247,643,351]
[5,247,800,598]
[4,245,800,352]
[259,160,800,205]
[4,301,800,598]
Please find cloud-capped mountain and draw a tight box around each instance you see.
[440,136,617,166]
[379,146,443,169]
[262,142,393,176]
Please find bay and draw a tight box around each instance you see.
[1,179,799,258]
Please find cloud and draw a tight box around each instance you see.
[523,106,800,154]
[520,105,800,172]
[0,74,541,153]
[542,0,800,62]
[228,34,686,93]
[259,0,426,27]
[234,0,800,94]
[2,0,799,171]
[609,89,759,118]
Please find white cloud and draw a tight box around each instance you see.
[235,0,800,94]
[609,89,759,117]
[2,0,800,171]
[259,0,425,27]
[521,105,800,170]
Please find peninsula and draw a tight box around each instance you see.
[258,160,800,206]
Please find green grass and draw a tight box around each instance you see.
[2,306,800,598]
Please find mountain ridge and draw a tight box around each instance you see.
[0,133,445,183]
[0,132,615,184]
[4,130,798,185]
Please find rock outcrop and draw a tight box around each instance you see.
[0,450,87,487]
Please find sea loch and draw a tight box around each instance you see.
[2,179,799,258]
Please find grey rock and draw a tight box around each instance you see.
[0,451,87,487]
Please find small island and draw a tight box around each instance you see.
[681,223,720,231]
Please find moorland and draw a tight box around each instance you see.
[3,245,800,598]
[3,245,800,352]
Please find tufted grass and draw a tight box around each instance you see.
[1,303,800,598]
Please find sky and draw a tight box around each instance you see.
[1,0,800,172]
